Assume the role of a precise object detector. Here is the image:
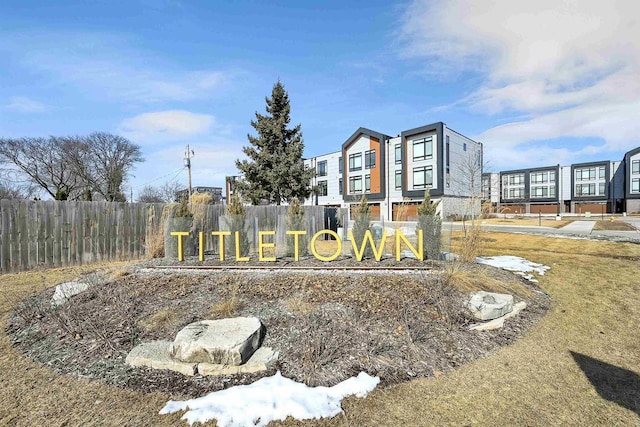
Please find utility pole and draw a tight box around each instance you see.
[184,145,194,200]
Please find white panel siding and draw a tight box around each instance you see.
[445,128,482,197]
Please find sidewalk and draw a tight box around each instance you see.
[556,220,596,233]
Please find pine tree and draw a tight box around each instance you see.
[416,189,442,260]
[236,81,315,205]
[225,194,249,259]
[351,195,373,258]
[286,198,307,258]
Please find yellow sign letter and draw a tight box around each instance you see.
[170,231,190,261]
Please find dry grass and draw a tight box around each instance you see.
[208,285,244,318]
[442,262,532,297]
[284,296,317,314]
[146,204,177,259]
[138,309,178,333]
[593,220,637,231]
[2,235,640,426]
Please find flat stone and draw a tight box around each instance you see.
[126,340,197,376]
[197,347,279,376]
[171,317,264,365]
[51,281,90,306]
[470,301,527,331]
[465,291,514,320]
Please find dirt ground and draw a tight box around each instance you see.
[6,256,549,400]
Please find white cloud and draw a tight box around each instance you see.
[399,0,640,167]
[4,96,47,113]
[119,110,214,143]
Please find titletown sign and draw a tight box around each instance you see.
[170,229,425,262]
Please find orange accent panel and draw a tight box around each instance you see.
[369,136,381,193]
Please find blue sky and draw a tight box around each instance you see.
[1,0,639,199]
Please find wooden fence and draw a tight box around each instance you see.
[0,200,331,273]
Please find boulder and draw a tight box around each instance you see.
[197,347,279,376]
[51,281,90,307]
[470,301,527,331]
[465,291,514,320]
[171,317,264,365]
[126,341,198,376]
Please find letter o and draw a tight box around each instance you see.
[310,230,342,262]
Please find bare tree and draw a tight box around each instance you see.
[0,136,85,200]
[160,180,183,202]
[137,185,164,203]
[70,132,144,202]
[0,179,39,200]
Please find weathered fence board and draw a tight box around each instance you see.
[0,200,330,273]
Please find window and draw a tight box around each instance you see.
[349,176,362,193]
[317,160,327,177]
[599,182,606,196]
[338,156,343,173]
[576,183,596,196]
[531,172,547,184]
[599,167,605,180]
[365,150,376,169]
[395,170,402,190]
[463,143,467,152]
[504,173,524,186]
[395,144,402,164]
[413,137,433,161]
[576,167,596,181]
[531,187,548,198]
[446,136,450,187]
[348,153,362,171]
[317,180,327,196]
[632,178,640,193]
[339,178,343,195]
[508,188,524,199]
[633,160,640,175]
[413,166,433,189]
[365,174,371,192]
[549,171,556,183]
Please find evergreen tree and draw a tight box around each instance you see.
[225,194,249,259]
[416,189,442,260]
[236,81,315,205]
[351,195,373,259]
[286,198,307,258]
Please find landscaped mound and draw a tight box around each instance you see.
[6,257,550,399]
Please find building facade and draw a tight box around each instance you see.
[483,146,639,214]
[305,122,483,221]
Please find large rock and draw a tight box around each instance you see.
[465,291,514,320]
[171,317,265,365]
[197,347,279,376]
[126,341,198,376]
[469,301,527,331]
[51,281,90,307]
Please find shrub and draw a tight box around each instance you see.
[416,189,442,260]
[225,194,249,258]
[286,198,308,258]
[351,195,373,259]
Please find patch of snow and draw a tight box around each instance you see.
[160,371,380,427]
[476,255,550,283]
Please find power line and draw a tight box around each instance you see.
[132,167,186,190]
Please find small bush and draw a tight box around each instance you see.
[351,195,373,259]
[225,195,249,258]
[286,198,308,258]
[416,189,441,260]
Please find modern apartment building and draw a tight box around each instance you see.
[483,146,640,214]
[305,122,483,221]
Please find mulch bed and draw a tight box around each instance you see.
[6,256,550,400]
